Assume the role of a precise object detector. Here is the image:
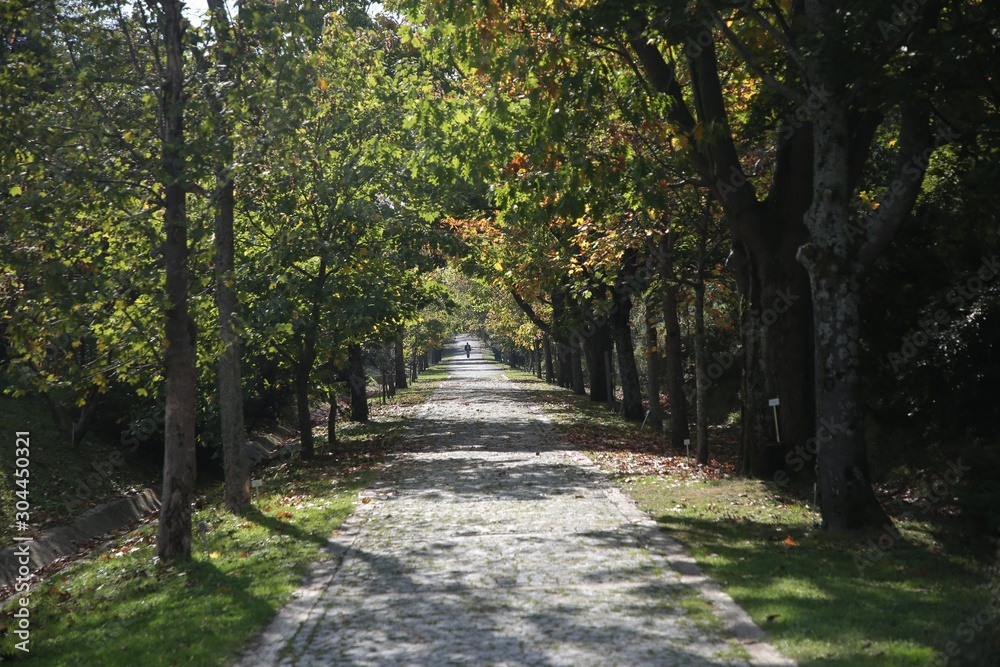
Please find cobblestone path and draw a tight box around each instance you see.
[239,336,794,667]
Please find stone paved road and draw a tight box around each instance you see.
[238,336,795,667]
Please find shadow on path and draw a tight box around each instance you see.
[239,336,792,667]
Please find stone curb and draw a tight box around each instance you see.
[0,488,160,590]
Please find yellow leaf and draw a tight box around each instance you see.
[494,261,503,271]
[210,551,220,559]
[9,186,22,196]
[317,78,328,92]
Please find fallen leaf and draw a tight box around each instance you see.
[783,535,799,547]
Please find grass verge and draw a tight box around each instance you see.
[0,361,449,665]
[502,366,994,667]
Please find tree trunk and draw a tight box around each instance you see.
[327,389,337,449]
[734,238,815,479]
[660,236,690,450]
[644,296,663,432]
[534,340,542,378]
[543,335,554,383]
[610,288,644,420]
[799,76,890,530]
[207,0,249,512]
[349,343,368,422]
[693,281,709,465]
[570,343,585,394]
[295,357,314,459]
[584,320,612,403]
[395,328,407,389]
[157,0,196,563]
[630,26,817,478]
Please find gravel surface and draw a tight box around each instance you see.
[238,336,795,667]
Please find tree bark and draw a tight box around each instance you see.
[693,280,709,465]
[543,335,554,383]
[660,234,690,450]
[796,3,932,528]
[583,319,612,403]
[327,389,337,449]
[206,0,249,512]
[349,343,368,422]
[630,23,815,476]
[394,327,407,390]
[610,287,644,420]
[570,343,585,395]
[157,0,196,563]
[643,296,663,432]
[295,355,314,459]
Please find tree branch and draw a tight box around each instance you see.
[511,289,551,334]
[857,103,936,269]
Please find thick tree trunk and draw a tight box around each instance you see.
[734,231,815,479]
[800,81,890,531]
[584,320,612,403]
[157,0,195,563]
[807,269,889,530]
[395,328,407,390]
[610,288,644,420]
[349,343,368,422]
[644,296,663,432]
[630,25,817,478]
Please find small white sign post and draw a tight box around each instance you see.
[684,438,691,458]
[768,398,781,444]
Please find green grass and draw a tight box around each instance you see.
[0,361,449,665]
[502,367,996,667]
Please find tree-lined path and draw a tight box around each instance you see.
[238,336,793,667]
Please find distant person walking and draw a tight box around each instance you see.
[464,342,472,358]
